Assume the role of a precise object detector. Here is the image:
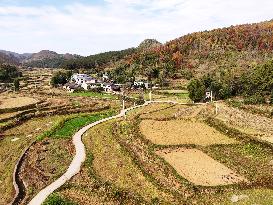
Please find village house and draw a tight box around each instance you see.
[71,74,97,85]
[102,83,121,93]
[133,81,149,89]
[82,81,101,90]
[63,83,80,93]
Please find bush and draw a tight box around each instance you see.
[51,71,71,87]
[187,79,205,102]
[43,193,76,205]
[90,86,104,93]
[0,64,21,83]
[244,94,266,105]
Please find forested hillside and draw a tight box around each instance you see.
[61,48,136,72]
[121,20,273,80]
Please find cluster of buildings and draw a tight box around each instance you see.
[63,73,153,93]
[63,73,121,93]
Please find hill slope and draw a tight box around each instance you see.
[122,20,273,79]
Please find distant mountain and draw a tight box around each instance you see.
[115,20,273,80]
[0,49,80,68]
[0,50,32,62]
[22,50,81,68]
[0,51,21,65]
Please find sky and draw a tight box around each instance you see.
[0,0,272,56]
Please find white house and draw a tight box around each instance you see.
[102,73,109,82]
[82,82,101,90]
[133,81,149,89]
[71,74,97,85]
[102,83,113,93]
[63,83,80,93]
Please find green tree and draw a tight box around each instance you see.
[187,79,205,102]
[50,71,69,87]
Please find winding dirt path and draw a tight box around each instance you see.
[27,102,150,205]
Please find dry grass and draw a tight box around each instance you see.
[139,104,203,120]
[60,188,115,205]
[0,115,63,205]
[140,120,237,146]
[20,138,74,204]
[216,103,273,143]
[83,122,171,203]
[0,96,39,109]
[156,148,247,186]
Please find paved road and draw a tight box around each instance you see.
[28,102,150,205]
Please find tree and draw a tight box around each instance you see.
[14,78,20,91]
[50,71,69,87]
[0,64,21,83]
[187,79,205,102]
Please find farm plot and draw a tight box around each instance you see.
[52,121,174,205]
[0,115,63,205]
[139,104,202,120]
[0,96,39,109]
[216,103,273,144]
[156,148,247,186]
[140,120,237,146]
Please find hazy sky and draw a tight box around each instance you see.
[0,0,272,56]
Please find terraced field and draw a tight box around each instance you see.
[43,102,273,205]
[2,95,273,205]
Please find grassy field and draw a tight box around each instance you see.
[0,115,64,204]
[0,108,116,205]
[4,101,273,205]
[50,110,117,139]
[50,121,174,204]
[43,193,76,205]
[69,91,119,100]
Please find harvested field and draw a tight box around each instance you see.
[84,122,171,203]
[216,103,273,143]
[128,102,173,117]
[156,148,247,186]
[140,120,237,146]
[0,96,39,109]
[139,104,202,120]
[54,121,173,205]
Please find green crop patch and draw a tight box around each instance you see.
[69,91,118,99]
[43,193,77,205]
[52,111,116,139]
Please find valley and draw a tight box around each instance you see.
[0,18,273,205]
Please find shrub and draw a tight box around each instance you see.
[187,79,205,102]
[244,94,265,105]
[51,71,71,87]
[43,193,76,205]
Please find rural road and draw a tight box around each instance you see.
[27,102,151,205]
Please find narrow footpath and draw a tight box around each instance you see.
[27,102,150,205]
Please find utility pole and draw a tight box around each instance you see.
[215,102,218,115]
[149,90,152,101]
